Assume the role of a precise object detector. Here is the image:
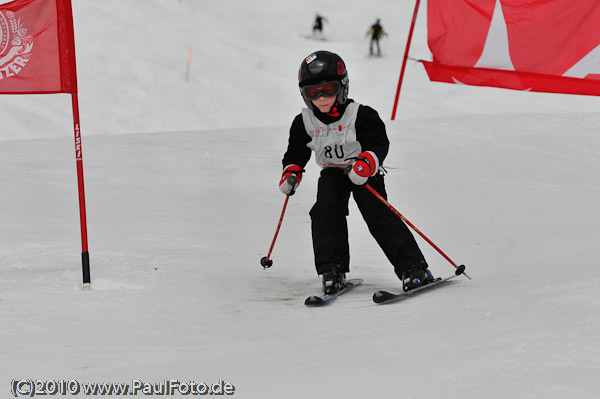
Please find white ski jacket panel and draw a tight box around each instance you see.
[301,102,361,169]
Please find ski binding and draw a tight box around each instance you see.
[305,278,363,307]
[373,265,466,304]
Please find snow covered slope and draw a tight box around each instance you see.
[1,1,599,398]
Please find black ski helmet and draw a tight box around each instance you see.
[298,50,349,109]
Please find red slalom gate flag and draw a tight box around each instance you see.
[0,0,77,94]
[422,0,600,96]
[0,0,90,289]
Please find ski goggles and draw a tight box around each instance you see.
[302,81,341,100]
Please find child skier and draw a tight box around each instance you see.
[279,50,432,294]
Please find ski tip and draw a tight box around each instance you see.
[372,290,394,304]
[304,295,326,307]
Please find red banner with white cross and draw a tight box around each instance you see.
[422,0,600,96]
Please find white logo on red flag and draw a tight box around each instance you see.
[0,10,33,80]
[0,0,77,94]
[473,0,513,71]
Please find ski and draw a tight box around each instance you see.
[373,266,466,304]
[304,279,363,307]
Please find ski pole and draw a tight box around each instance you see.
[364,183,471,280]
[260,176,297,269]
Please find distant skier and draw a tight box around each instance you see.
[279,50,432,295]
[367,18,387,56]
[313,13,327,36]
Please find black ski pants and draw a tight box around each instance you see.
[309,168,428,279]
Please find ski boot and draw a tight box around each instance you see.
[322,268,346,295]
[401,267,434,292]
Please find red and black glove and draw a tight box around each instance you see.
[279,165,304,195]
[346,151,379,185]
